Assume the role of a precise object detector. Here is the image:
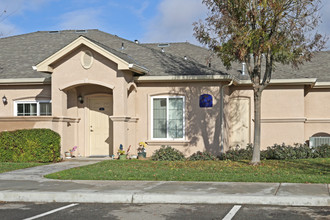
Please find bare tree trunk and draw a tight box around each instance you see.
[251,88,262,165]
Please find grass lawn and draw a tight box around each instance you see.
[0,162,46,173]
[45,158,330,183]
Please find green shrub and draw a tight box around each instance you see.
[219,144,254,161]
[220,143,330,161]
[188,151,217,161]
[151,145,185,161]
[0,129,61,162]
[312,144,330,158]
[263,143,306,160]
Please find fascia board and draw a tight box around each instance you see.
[313,82,330,88]
[134,75,233,83]
[0,78,51,85]
[128,64,149,74]
[236,78,317,86]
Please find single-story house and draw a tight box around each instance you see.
[0,29,329,157]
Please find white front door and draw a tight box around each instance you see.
[89,96,113,156]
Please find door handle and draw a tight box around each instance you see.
[90,126,94,132]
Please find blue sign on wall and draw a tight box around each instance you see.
[199,94,213,108]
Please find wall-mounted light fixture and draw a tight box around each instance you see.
[78,95,84,104]
[2,95,7,105]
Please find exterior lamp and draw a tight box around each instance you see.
[2,95,7,105]
[78,95,84,104]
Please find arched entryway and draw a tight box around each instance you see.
[63,82,114,157]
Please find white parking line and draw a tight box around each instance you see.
[222,205,242,220]
[23,203,78,220]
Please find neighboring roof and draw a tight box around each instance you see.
[0,30,226,79]
[0,29,329,82]
[143,42,330,82]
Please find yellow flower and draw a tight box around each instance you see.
[139,142,147,147]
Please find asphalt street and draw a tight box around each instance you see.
[0,202,329,220]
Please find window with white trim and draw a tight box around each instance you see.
[15,101,52,116]
[151,96,185,139]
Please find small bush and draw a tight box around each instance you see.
[188,151,217,161]
[219,144,254,161]
[262,143,312,160]
[0,129,61,162]
[312,144,330,158]
[151,145,185,161]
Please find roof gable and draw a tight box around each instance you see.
[36,36,148,74]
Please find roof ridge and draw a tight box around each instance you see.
[0,31,43,40]
[0,29,101,40]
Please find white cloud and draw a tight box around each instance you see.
[0,21,20,37]
[56,8,104,30]
[129,1,149,20]
[0,0,51,14]
[144,0,330,47]
[0,0,54,36]
[142,0,207,44]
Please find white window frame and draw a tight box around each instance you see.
[151,96,185,140]
[14,100,52,116]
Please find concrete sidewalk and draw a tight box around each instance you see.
[0,160,329,206]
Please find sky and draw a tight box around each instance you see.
[0,0,329,48]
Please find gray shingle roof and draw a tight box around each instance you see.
[0,30,226,79]
[0,29,329,81]
[143,42,330,82]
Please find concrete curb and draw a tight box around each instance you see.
[0,191,329,206]
[0,192,132,204]
[133,194,330,206]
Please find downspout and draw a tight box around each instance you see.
[220,79,233,153]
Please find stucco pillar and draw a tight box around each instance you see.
[111,78,129,152]
[52,80,68,117]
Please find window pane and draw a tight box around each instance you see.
[30,103,37,116]
[40,103,52,116]
[24,104,30,115]
[17,104,24,116]
[168,98,184,138]
[153,98,167,138]
[18,103,37,116]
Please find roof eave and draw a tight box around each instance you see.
[134,75,233,83]
[128,64,149,74]
[236,78,318,86]
[313,82,330,88]
[0,77,51,85]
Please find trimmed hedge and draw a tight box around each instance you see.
[219,143,330,161]
[0,129,61,162]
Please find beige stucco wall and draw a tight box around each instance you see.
[135,81,224,156]
[0,118,52,132]
[304,88,330,141]
[261,85,306,148]
[229,85,306,149]
[0,84,51,117]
